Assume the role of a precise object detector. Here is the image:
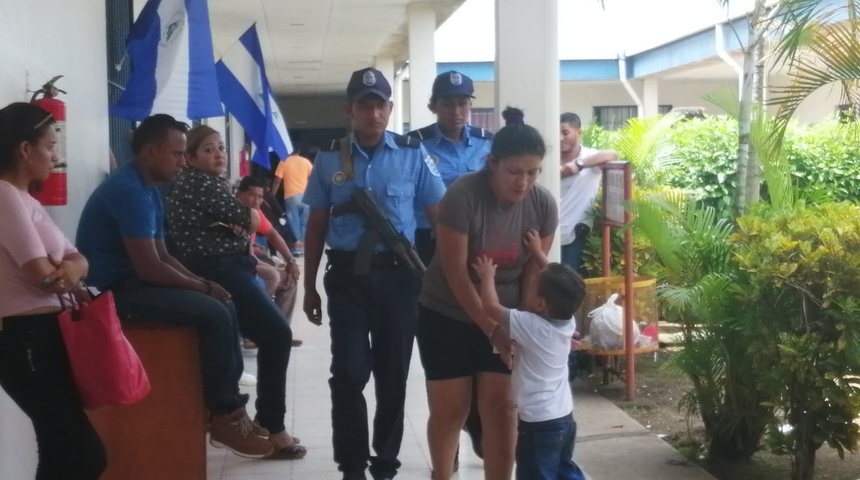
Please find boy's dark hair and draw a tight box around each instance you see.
[538,263,586,319]
[132,114,189,155]
[560,112,582,129]
[238,176,268,193]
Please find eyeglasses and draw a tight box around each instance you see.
[33,114,54,130]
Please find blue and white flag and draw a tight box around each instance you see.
[216,24,292,168]
[111,0,223,121]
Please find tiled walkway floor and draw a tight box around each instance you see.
[205,265,714,480]
[207,269,493,480]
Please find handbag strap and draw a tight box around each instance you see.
[56,283,96,321]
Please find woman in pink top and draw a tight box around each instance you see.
[0,103,106,479]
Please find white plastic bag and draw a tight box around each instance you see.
[587,293,625,350]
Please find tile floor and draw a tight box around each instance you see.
[206,271,494,480]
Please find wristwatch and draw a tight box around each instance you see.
[575,158,586,169]
[286,257,298,265]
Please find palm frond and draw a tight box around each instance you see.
[770,0,860,67]
[771,14,860,147]
[704,87,742,118]
[631,197,682,272]
[612,113,683,187]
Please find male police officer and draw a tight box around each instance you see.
[303,68,446,480]
[407,70,493,264]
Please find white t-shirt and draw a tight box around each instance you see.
[559,146,601,246]
[506,308,576,423]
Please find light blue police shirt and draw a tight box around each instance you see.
[408,124,493,229]
[303,131,446,251]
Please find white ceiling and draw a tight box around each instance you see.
[207,0,462,96]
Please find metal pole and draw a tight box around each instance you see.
[624,164,635,401]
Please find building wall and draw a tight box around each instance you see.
[278,95,349,129]
[790,81,844,123]
[467,78,843,127]
[0,0,110,476]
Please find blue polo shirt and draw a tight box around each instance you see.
[303,131,446,251]
[76,163,164,290]
[407,124,493,228]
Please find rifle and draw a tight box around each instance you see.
[349,189,426,279]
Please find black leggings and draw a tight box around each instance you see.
[0,313,106,480]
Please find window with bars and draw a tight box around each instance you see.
[470,108,498,132]
[593,106,637,130]
[592,105,674,130]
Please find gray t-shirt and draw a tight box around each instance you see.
[420,170,559,322]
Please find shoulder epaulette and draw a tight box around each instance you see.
[407,125,437,141]
[393,134,421,148]
[320,139,341,152]
[468,125,494,139]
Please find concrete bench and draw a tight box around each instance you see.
[88,324,207,480]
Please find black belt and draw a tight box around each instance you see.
[326,249,398,268]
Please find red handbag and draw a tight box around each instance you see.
[58,290,151,409]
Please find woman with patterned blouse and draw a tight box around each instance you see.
[167,125,306,460]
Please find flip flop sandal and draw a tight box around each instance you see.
[264,444,307,460]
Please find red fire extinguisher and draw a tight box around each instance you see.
[29,75,68,206]
[239,145,251,178]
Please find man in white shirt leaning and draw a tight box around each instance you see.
[558,113,618,275]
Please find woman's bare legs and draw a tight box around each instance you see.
[426,376,473,480]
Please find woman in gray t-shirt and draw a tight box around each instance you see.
[416,108,559,480]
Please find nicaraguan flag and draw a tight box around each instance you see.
[111,0,223,120]
[216,24,292,168]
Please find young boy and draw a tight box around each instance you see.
[472,229,587,480]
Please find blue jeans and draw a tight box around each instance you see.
[284,194,309,242]
[323,261,421,479]
[516,414,585,480]
[185,253,293,434]
[561,224,590,276]
[111,280,246,415]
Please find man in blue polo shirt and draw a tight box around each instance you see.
[76,114,273,459]
[302,68,446,480]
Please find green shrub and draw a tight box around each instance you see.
[733,203,860,480]
[782,120,860,203]
[664,117,738,213]
[627,116,860,212]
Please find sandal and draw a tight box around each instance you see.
[264,444,307,460]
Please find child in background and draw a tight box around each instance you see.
[473,229,587,480]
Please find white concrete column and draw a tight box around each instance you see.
[643,77,660,117]
[374,56,397,131]
[495,0,560,261]
[393,64,409,134]
[408,3,436,131]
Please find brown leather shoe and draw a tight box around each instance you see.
[209,408,273,458]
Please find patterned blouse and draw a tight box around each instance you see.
[167,167,252,258]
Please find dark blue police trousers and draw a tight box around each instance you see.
[323,262,420,479]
